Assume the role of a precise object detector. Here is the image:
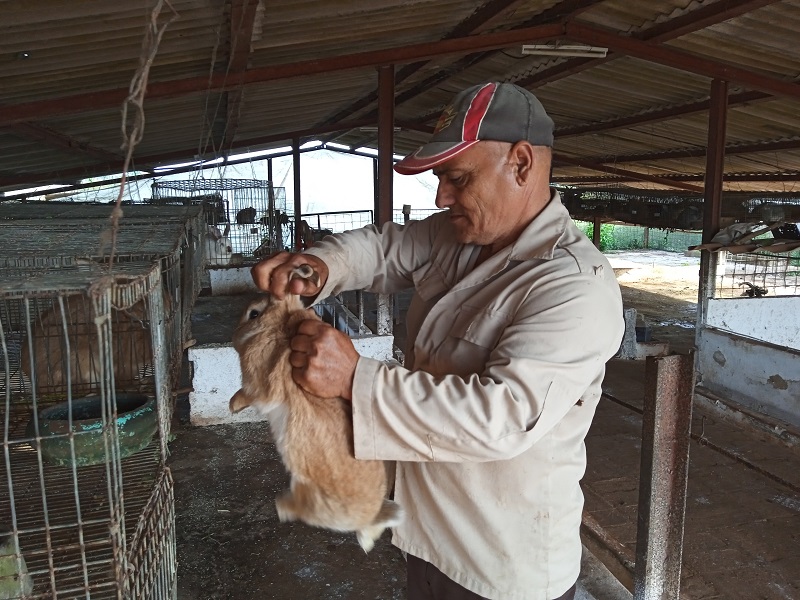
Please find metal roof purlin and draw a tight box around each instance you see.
[0,23,566,127]
[565,22,800,100]
[553,154,705,193]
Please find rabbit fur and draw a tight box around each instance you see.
[21,294,154,395]
[229,266,402,552]
[205,224,233,265]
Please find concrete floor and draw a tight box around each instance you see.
[172,279,799,599]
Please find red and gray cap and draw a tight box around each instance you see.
[394,82,554,175]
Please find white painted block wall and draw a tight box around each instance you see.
[188,335,395,426]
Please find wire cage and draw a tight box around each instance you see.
[150,179,290,262]
[0,217,197,381]
[0,204,206,351]
[714,250,800,299]
[0,262,176,599]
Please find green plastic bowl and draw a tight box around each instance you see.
[26,394,158,467]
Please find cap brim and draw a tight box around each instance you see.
[394,140,479,175]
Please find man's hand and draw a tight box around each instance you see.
[251,251,329,299]
[289,319,359,401]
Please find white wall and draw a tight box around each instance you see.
[705,297,800,351]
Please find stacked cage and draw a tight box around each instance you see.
[0,204,205,368]
[0,262,175,599]
[0,205,201,599]
[150,179,290,262]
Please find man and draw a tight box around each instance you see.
[252,82,624,600]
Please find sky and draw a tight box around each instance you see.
[10,148,442,216]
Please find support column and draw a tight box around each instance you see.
[376,65,395,227]
[697,79,728,333]
[375,65,395,335]
[292,137,302,250]
[634,353,696,600]
[592,216,602,249]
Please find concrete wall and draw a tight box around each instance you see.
[705,297,800,351]
[188,335,394,426]
[697,327,800,428]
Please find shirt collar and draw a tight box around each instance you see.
[507,189,569,262]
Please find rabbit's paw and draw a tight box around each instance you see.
[275,493,298,522]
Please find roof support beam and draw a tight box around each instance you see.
[555,90,771,138]
[515,0,781,90]
[580,136,800,165]
[317,0,531,130]
[0,117,376,188]
[553,154,704,192]
[6,122,125,164]
[565,22,800,100]
[551,172,800,184]
[0,23,564,126]
[333,0,607,147]
[220,0,261,153]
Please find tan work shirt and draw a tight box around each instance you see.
[306,192,624,600]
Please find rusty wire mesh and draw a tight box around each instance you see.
[714,251,800,298]
[0,263,176,599]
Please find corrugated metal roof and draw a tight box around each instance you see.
[1,0,800,200]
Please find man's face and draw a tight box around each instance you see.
[432,141,520,248]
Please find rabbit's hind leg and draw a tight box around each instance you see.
[275,490,299,522]
[275,478,322,524]
[355,499,405,553]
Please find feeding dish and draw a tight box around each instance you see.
[26,394,158,467]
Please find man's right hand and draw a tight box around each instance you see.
[251,251,329,300]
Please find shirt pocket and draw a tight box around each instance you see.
[438,306,512,376]
[451,305,511,349]
[412,262,450,302]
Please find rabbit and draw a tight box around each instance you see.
[21,294,154,395]
[205,224,233,266]
[229,265,403,552]
[235,206,257,224]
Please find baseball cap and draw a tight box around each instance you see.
[394,82,554,175]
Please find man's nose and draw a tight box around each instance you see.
[435,185,454,209]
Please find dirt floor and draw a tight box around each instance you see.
[170,250,704,599]
[606,250,700,354]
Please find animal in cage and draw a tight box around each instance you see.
[740,281,768,298]
[205,224,233,265]
[229,265,403,552]
[20,295,155,395]
[235,206,257,224]
[299,220,334,249]
[253,210,292,257]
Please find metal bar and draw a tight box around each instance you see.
[377,65,394,227]
[314,0,532,131]
[582,135,800,166]
[292,138,302,250]
[555,91,770,138]
[565,22,800,101]
[0,24,565,126]
[553,154,704,192]
[633,353,695,600]
[581,511,635,593]
[697,79,728,341]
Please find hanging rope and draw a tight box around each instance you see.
[104,0,179,270]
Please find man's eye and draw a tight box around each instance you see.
[451,175,467,186]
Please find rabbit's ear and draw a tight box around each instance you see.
[223,224,231,237]
[229,389,253,413]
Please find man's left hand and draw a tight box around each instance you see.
[289,319,359,401]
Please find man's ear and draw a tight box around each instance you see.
[509,141,536,185]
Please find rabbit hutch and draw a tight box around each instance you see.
[149,179,291,264]
[0,205,202,598]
